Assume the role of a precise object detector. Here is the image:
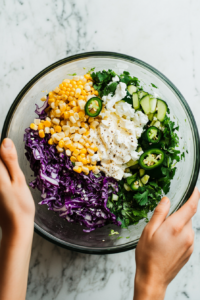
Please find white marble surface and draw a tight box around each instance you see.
[1,0,200,299]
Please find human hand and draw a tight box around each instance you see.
[133,188,200,300]
[0,138,35,300]
[0,138,35,240]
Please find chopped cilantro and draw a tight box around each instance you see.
[87,67,95,74]
[126,236,130,239]
[68,73,77,76]
[151,83,158,88]
[109,229,119,236]
[117,236,123,240]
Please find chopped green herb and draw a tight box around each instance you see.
[151,83,158,88]
[68,73,77,76]
[109,229,119,236]
[126,236,130,239]
[117,236,123,240]
[87,67,95,73]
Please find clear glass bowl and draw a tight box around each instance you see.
[1,52,200,254]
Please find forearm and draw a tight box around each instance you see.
[0,227,34,300]
[133,273,166,300]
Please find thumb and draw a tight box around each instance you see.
[148,197,170,234]
[0,138,24,182]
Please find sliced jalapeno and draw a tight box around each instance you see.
[85,97,102,117]
[139,148,165,170]
[142,126,162,143]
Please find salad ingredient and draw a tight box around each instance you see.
[132,93,140,110]
[90,108,148,180]
[140,95,151,114]
[141,175,150,185]
[85,97,102,117]
[156,99,168,122]
[127,85,137,94]
[24,127,121,232]
[139,169,145,177]
[149,97,157,113]
[142,126,162,143]
[139,149,165,170]
[28,74,102,175]
[102,82,127,112]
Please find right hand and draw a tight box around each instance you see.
[134,188,200,300]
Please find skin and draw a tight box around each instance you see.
[0,138,199,300]
[133,189,200,300]
[0,138,35,300]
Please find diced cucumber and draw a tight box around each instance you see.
[128,85,137,94]
[140,95,150,114]
[124,183,132,191]
[157,99,167,122]
[141,175,150,185]
[139,179,143,187]
[127,173,137,185]
[112,194,119,201]
[132,93,140,110]
[137,146,143,152]
[139,169,145,177]
[147,113,154,121]
[138,91,148,99]
[126,159,138,168]
[154,121,161,128]
[149,98,157,113]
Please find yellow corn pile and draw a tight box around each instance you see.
[30,74,101,175]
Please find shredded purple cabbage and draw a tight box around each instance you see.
[24,100,121,232]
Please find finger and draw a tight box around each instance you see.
[147,197,170,234]
[169,188,200,229]
[0,158,10,186]
[0,138,24,182]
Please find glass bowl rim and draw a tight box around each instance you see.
[1,51,200,255]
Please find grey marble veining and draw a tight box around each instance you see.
[1,0,200,299]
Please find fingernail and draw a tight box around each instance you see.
[160,197,169,205]
[3,138,12,149]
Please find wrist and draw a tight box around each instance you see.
[1,219,34,248]
[134,272,167,300]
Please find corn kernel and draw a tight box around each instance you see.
[69,101,76,107]
[82,166,89,174]
[74,112,79,120]
[30,123,38,131]
[48,138,53,145]
[55,125,62,133]
[45,127,50,134]
[94,90,99,96]
[69,110,74,116]
[56,145,64,152]
[38,123,44,130]
[77,100,85,110]
[77,143,83,149]
[50,128,55,135]
[88,166,95,171]
[81,158,88,165]
[54,87,60,93]
[44,120,51,127]
[75,162,83,167]
[69,116,76,124]
[64,111,70,119]
[73,106,80,113]
[73,166,82,173]
[65,149,71,156]
[83,130,90,136]
[70,156,77,163]
[66,106,71,111]
[80,153,86,158]
[80,148,87,154]
[79,128,86,134]
[52,118,60,125]
[39,130,45,138]
[84,74,91,80]
[69,145,76,152]
[58,140,65,148]
[41,96,47,101]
